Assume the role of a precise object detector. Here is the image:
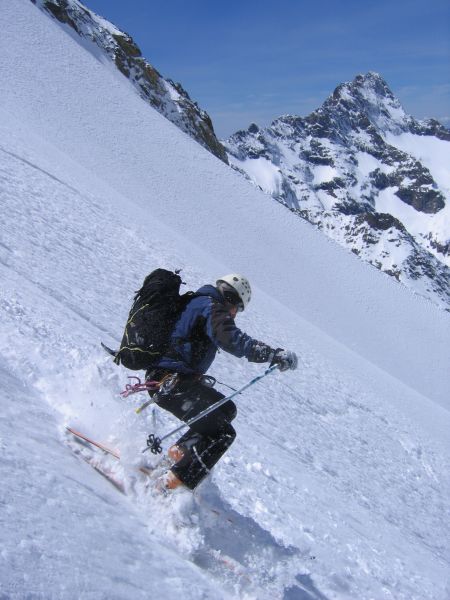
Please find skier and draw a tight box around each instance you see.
[146,274,297,491]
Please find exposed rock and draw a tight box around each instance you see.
[34,0,228,163]
[395,186,445,214]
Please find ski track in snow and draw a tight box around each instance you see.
[0,2,450,599]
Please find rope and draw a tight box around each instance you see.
[120,376,161,398]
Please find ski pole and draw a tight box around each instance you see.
[135,398,155,414]
[143,364,279,454]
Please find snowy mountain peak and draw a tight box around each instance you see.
[225,72,450,310]
[339,71,400,107]
[33,0,228,163]
[321,72,450,142]
[324,71,409,135]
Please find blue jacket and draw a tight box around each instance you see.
[157,285,274,375]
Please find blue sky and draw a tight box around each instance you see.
[86,0,449,138]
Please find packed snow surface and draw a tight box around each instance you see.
[0,2,449,599]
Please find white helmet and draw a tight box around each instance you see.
[216,274,252,310]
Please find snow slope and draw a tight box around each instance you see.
[1,2,448,407]
[33,0,228,163]
[1,2,449,599]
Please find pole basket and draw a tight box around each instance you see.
[146,433,162,454]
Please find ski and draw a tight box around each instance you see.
[69,429,237,517]
[66,426,154,478]
[82,453,127,493]
[66,426,120,458]
[66,427,128,492]
[66,427,238,523]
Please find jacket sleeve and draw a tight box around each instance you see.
[207,301,275,363]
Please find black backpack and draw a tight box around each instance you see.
[114,269,194,371]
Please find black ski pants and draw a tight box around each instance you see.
[154,375,236,490]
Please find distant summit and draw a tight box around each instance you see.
[33,0,228,163]
[320,72,449,141]
[225,72,450,310]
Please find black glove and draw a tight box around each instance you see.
[270,348,298,371]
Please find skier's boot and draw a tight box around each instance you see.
[168,444,185,463]
[164,470,185,490]
[158,444,188,491]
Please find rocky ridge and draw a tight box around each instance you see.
[224,73,450,310]
[32,0,228,163]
